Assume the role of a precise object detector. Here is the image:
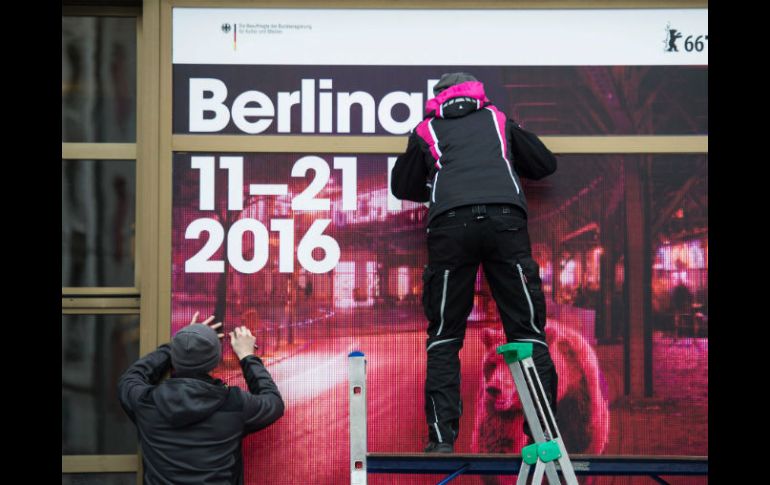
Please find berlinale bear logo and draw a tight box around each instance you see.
[664,23,683,52]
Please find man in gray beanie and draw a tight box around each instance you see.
[118,312,284,484]
[392,72,559,453]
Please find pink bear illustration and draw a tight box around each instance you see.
[471,324,609,484]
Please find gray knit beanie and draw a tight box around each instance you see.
[170,324,221,375]
[433,72,479,95]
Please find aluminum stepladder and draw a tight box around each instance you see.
[349,351,368,485]
[497,342,578,485]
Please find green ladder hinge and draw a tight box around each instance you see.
[496,342,533,363]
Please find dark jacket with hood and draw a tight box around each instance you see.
[391,80,557,223]
[117,344,284,485]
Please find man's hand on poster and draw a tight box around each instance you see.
[189,311,224,339]
[229,326,259,360]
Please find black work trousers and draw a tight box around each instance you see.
[423,204,558,445]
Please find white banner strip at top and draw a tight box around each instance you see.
[173,8,708,66]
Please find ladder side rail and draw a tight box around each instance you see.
[349,352,368,485]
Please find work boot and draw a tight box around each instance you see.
[424,441,454,453]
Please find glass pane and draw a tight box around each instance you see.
[62,474,135,485]
[62,160,136,287]
[62,314,140,455]
[62,17,137,142]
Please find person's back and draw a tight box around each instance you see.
[118,315,284,484]
[393,73,556,222]
[423,106,523,217]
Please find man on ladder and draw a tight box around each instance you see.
[391,72,560,454]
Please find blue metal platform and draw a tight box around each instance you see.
[367,453,707,482]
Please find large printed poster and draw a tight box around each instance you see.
[172,9,707,484]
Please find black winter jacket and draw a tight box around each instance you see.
[391,80,557,223]
[117,344,285,485]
